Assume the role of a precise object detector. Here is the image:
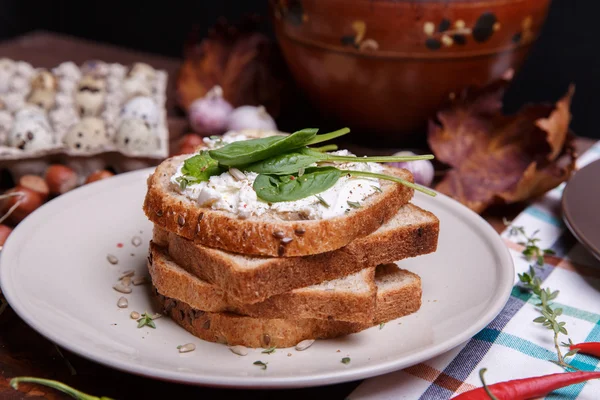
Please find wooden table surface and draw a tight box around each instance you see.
[0,31,595,400]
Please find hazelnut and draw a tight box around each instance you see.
[0,224,12,247]
[45,165,78,195]
[0,187,44,223]
[18,175,49,201]
[85,170,114,184]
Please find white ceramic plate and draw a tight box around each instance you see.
[0,169,514,389]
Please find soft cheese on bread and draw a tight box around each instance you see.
[143,129,419,256]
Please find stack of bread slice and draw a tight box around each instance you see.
[143,141,440,349]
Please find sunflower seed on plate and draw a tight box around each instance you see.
[151,313,162,320]
[130,311,140,319]
[131,236,143,247]
[133,276,147,286]
[113,283,132,294]
[119,270,135,279]
[121,276,132,287]
[117,297,128,308]
[178,343,196,353]
[229,345,248,356]
[295,339,315,351]
[107,254,118,265]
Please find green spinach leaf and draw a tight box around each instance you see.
[178,151,223,186]
[253,167,342,202]
[208,128,319,167]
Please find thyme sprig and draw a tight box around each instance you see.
[510,222,578,371]
[136,312,156,329]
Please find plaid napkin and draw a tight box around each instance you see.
[349,142,600,400]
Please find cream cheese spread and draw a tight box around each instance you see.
[171,132,384,220]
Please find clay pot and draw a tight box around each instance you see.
[270,0,551,144]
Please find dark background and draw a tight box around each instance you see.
[0,0,597,138]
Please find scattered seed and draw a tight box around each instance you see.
[178,343,196,353]
[119,270,135,279]
[272,231,285,239]
[121,276,132,287]
[281,237,293,245]
[229,345,249,356]
[294,228,305,236]
[263,334,271,346]
[107,254,118,265]
[195,223,201,235]
[278,245,285,257]
[133,276,147,286]
[113,283,132,294]
[156,209,163,217]
[130,311,140,319]
[287,353,292,357]
[177,215,185,226]
[151,313,162,320]
[131,236,142,247]
[295,339,315,351]
[117,297,128,308]
[203,319,211,330]
[229,168,246,181]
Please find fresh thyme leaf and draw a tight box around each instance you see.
[262,346,276,355]
[379,322,385,330]
[341,357,351,364]
[315,194,330,208]
[347,200,361,209]
[507,224,554,265]
[177,345,182,349]
[371,185,382,193]
[137,312,156,329]
[253,360,268,370]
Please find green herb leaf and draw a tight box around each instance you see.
[253,167,342,203]
[209,128,319,167]
[379,322,385,330]
[253,360,268,370]
[137,312,156,329]
[533,316,547,323]
[179,151,223,184]
[341,357,351,364]
[315,194,330,208]
[347,200,361,209]
[10,377,112,400]
[262,346,276,355]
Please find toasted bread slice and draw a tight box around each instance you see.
[154,203,438,304]
[151,264,422,348]
[143,155,414,257]
[149,243,377,323]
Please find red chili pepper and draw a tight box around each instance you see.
[570,342,600,358]
[453,371,600,400]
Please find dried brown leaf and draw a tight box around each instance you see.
[176,17,288,118]
[428,77,576,213]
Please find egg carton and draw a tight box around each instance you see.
[0,59,168,182]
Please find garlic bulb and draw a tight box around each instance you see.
[389,151,434,187]
[226,105,276,131]
[188,86,233,135]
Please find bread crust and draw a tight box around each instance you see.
[155,204,439,304]
[149,243,377,323]
[150,265,422,348]
[143,155,414,257]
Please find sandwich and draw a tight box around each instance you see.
[143,129,439,348]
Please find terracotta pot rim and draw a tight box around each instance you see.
[276,29,538,60]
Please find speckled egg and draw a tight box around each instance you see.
[15,105,51,128]
[0,110,13,145]
[122,77,151,99]
[121,96,159,127]
[8,118,54,151]
[63,117,110,152]
[115,118,157,153]
[75,75,106,116]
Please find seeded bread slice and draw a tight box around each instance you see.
[154,203,439,304]
[151,264,422,348]
[143,154,414,257]
[148,242,377,323]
